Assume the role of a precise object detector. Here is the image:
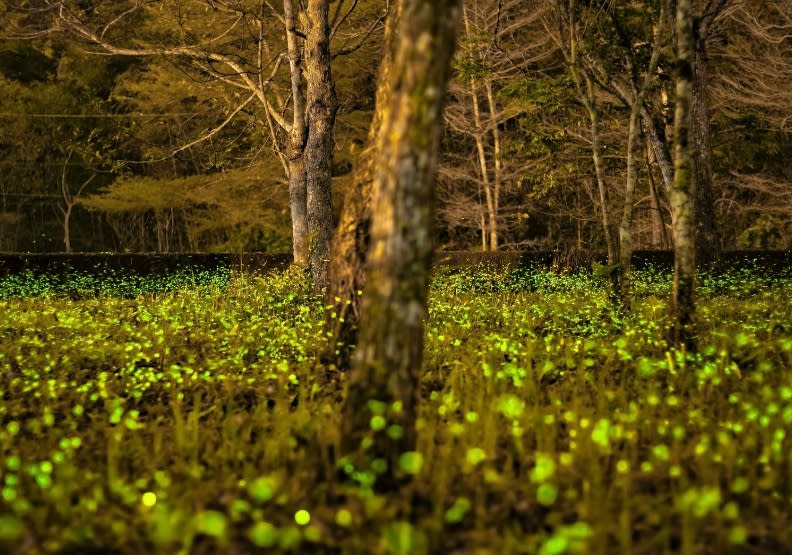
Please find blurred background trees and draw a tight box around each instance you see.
[1,0,790,255]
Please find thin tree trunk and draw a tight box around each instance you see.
[289,158,309,266]
[62,205,72,253]
[284,0,310,267]
[304,0,338,291]
[642,108,673,194]
[670,0,697,350]
[568,29,616,264]
[471,93,497,251]
[340,0,461,489]
[647,143,669,248]
[463,4,498,251]
[485,80,501,251]
[589,97,616,265]
[618,105,642,303]
[617,6,664,307]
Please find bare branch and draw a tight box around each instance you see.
[148,92,257,162]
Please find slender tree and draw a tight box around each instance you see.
[304,0,339,290]
[59,149,95,253]
[442,0,553,252]
[552,0,667,303]
[338,0,461,487]
[670,0,697,349]
[551,0,617,265]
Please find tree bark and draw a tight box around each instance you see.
[642,108,673,195]
[288,158,309,266]
[647,143,669,248]
[304,0,339,291]
[284,0,310,267]
[340,0,461,488]
[618,104,642,303]
[670,0,697,350]
[485,79,502,251]
[691,36,721,265]
[323,1,402,372]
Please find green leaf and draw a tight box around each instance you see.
[248,475,278,504]
[592,261,622,277]
[539,535,569,555]
[466,447,486,466]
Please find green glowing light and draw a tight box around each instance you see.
[335,509,352,527]
[294,509,310,526]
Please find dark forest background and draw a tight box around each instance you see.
[1,0,790,254]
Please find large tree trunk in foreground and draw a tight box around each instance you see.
[670,0,697,349]
[339,0,461,488]
[323,2,402,371]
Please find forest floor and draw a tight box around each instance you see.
[1,261,791,554]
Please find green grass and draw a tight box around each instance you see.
[1,264,791,554]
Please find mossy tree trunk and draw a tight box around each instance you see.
[339,0,461,488]
[670,0,697,349]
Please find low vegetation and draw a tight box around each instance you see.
[1,263,791,554]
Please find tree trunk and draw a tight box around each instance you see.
[323,1,403,372]
[691,38,721,265]
[340,0,461,488]
[485,81,502,251]
[284,0,310,267]
[617,5,664,308]
[670,0,697,350]
[567,27,616,265]
[463,5,499,252]
[642,108,673,194]
[283,0,338,287]
[590,98,616,265]
[618,104,642,305]
[647,143,669,248]
[63,204,73,253]
[288,157,309,266]
[304,0,338,291]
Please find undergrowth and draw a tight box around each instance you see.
[1,263,791,554]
